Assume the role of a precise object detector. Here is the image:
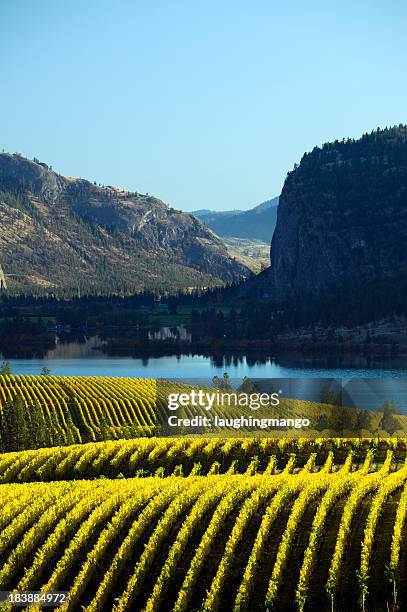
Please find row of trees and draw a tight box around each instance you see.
[315,402,401,435]
[188,278,407,342]
[0,396,77,452]
[0,394,154,453]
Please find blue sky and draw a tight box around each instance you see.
[1,1,406,211]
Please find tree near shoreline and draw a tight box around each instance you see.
[0,361,11,375]
[380,401,400,435]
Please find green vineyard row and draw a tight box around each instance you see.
[2,375,407,454]
[0,375,158,446]
[0,458,406,611]
[1,436,407,483]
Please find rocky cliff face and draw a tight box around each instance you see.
[0,154,250,294]
[263,126,407,300]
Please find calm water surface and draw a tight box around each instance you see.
[6,353,407,379]
[2,335,407,378]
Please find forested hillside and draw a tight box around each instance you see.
[260,126,407,302]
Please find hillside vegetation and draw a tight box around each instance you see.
[260,125,407,303]
[0,153,249,295]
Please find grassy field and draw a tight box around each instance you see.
[147,303,233,325]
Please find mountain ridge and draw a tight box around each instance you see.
[193,196,279,242]
[0,153,250,294]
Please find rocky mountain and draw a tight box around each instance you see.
[193,208,242,223]
[193,197,279,242]
[0,154,250,294]
[255,125,407,302]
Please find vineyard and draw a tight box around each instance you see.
[1,375,407,610]
[1,436,407,483]
[1,375,407,451]
[1,440,407,610]
[0,375,158,444]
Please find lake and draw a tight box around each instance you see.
[2,335,407,378]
